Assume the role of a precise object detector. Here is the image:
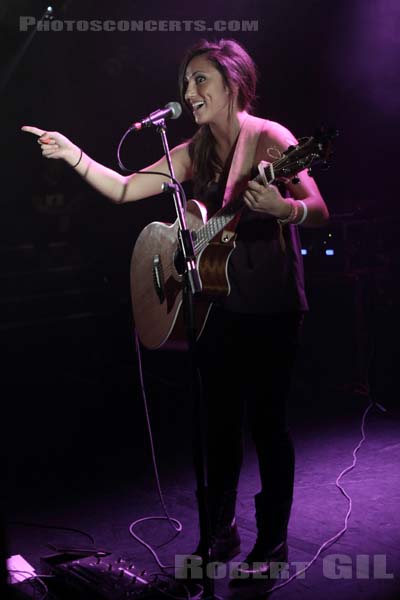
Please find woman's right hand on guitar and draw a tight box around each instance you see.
[21,126,81,167]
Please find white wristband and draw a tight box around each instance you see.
[297,200,308,225]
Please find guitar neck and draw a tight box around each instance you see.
[193,170,266,254]
[191,129,336,255]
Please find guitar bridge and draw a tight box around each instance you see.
[152,254,165,304]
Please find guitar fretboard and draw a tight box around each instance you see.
[193,172,265,255]
[190,133,333,255]
[193,201,239,253]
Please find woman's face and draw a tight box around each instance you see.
[184,55,233,126]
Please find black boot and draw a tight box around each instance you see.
[194,487,241,562]
[230,491,290,581]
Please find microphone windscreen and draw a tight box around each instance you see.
[166,102,182,120]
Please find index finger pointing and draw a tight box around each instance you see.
[21,126,46,137]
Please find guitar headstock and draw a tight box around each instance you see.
[271,126,338,181]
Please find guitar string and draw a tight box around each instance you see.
[152,175,274,280]
[150,142,317,280]
[154,211,236,282]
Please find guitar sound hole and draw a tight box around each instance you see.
[173,248,185,276]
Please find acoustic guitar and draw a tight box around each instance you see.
[130,129,336,349]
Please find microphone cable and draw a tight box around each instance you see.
[260,398,388,594]
[127,331,183,572]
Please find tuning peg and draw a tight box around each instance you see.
[283,145,296,155]
[307,169,313,177]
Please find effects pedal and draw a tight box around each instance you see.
[40,551,175,599]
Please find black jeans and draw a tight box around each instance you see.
[196,306,303,507]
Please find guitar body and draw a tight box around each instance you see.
[130,128,336,349]
[130,199,236,349]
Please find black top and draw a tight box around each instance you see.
[201,180,309,315]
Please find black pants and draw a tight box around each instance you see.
[196,306,303,508]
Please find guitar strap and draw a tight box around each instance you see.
[221,113,287,250]
[222,114,269,211]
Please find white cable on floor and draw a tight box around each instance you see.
[129,330,388,597]
[128,331,182,571]
[262,398,387,594]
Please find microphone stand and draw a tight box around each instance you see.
[155,120,217,600]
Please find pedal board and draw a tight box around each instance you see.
[40,551,177,599]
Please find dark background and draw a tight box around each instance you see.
[1,0,399,527]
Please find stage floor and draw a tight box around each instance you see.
[4,395,399,599]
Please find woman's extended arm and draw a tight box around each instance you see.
[21,126,192,204]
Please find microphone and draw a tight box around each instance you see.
[130,101,182,131]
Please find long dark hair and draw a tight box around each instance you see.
[178,39,258,199]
